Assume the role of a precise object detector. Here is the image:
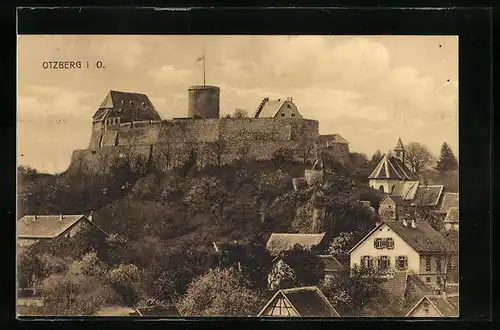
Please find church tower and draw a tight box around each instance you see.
[368,137,417,194]
[394,137,405,162]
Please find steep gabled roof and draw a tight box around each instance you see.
[406,296,459,317]
[444,207,459,224]
[17,215,92,239]
[258,286,339,317]
[368,154,417,180]
[92,90,162,123]
[411,185,444,206]
[392,181,420,199]
[266,233,326,253]
[439,192,459,214]
[317,255,345,272]
[317,134,349,146]
[384,220,452,253]
[348,220,452,254]
[255,98,292,118]
[382,195,412,206]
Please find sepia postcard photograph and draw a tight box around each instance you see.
[16,34,459,318]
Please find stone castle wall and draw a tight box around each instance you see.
[72,117,349,174]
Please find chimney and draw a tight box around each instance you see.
[88,211,94,222]
[411,220,417,228]
[59,214,63,221]
[34,214,38,220]
[402,219,408,227]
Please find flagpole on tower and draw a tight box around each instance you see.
[203,49,206,86]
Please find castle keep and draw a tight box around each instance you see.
[69,85,350,174]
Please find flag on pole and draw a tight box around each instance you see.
[196,54,204,62]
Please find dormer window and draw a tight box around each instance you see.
[291,114,296,117]
[142,102,146,107]
[281,113,285,117]
[130,101,133,105]
[121,100,124,104]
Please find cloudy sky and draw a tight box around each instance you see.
[18,35,458,174]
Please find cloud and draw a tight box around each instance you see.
[97,39,144,68]
[149,64,194,85]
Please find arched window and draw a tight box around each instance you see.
[379,185,385,193]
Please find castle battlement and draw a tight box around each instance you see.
[69,86,350,174]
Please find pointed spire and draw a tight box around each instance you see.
[395,137,404,151]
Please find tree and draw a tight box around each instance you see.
[267,259,296,291]
[282,245,325,287]
[38,258,121,316]
[271,147,294,171]
[232,108,248,118]
[370,150,382,166]
[105,263,142,306]
[178,268,265,316]
[404,142,434,176]
[328,232,356,266]
[320,265,387,316]
[435,142,458,172]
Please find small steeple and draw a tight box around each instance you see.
[394,137,405,162]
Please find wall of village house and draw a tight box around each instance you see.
[407,300,443,317]
[379,198,397,220]
[350,223,420,273]
[418,254,449,288]
[369,179,401,194]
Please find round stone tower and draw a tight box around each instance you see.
[188,85,220,119]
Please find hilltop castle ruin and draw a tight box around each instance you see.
[68,85,350,174]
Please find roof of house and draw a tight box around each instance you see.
[92,90,162,123]
[365,271,433,316]
[258,286,339,317]
[254,98,287,118]
[266,233,326,252]
[94,306,137,316]
[411,185,444,206]
[317,134,349,145]
[444,207,459,224]
[382,195,412,206]
[348,220,452,254]
[392,181,420,200]
[317,255,345,272]
[439,192,459,214]
[406,296,459,317]
[130,306,180,317]
[368,154,417,180]
[17,215,99,239]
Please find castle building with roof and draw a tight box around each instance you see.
[68,86,350,174]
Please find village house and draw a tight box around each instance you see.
[348,220,453,290]
[378,182,444,218]
[258,286,340,317]
[406,295,458,317]
[439,192,459,231]
[362,270,434,316]
[266,233,327,255]
[17,214,107,247]
[443,207,459,231]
